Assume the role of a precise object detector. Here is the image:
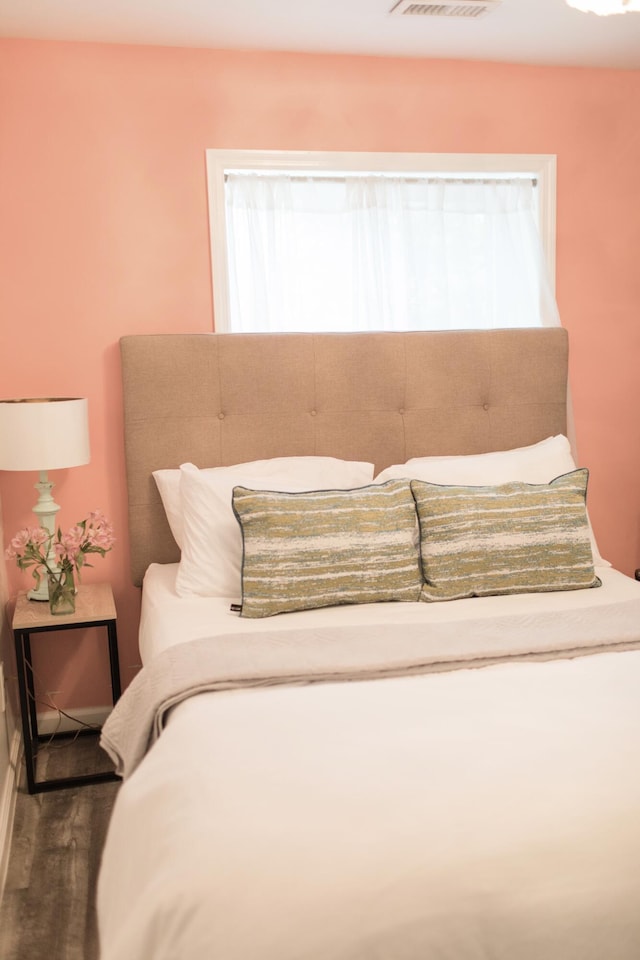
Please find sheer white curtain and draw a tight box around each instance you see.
[224,173,560,333]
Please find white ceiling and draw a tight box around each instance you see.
[1,0,639,70]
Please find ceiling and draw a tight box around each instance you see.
[1,0,639,70]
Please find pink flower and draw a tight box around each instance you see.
[62,526,85,554]
[6,511,114,581]
[6,527,45,559]
[85,513,115,549]
[90,529,116,550]
[7,530,30,557]
[53,541,71,564]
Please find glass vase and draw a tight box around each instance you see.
[48,569,76,616]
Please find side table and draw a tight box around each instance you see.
[12,582,122,794]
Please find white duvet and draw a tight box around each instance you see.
[98,566,640,960]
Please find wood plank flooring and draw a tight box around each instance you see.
[0,735,120,960]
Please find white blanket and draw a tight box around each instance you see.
[101,615,640,780]
[98,646,640,960]
[98,568,640,960]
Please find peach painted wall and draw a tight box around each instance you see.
[0,39,639,704]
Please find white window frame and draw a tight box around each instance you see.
[206,149,557,334]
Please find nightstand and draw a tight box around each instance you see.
[12,582,122,794]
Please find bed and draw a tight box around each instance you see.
[97,329,640,960]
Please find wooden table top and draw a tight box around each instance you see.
[12,582,117,631]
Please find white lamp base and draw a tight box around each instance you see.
[27,582,50,602]
[27,471,61,602]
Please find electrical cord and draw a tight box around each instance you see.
[9,654,102,751]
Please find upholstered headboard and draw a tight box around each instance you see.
[120,328,568,585]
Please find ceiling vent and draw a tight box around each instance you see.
[389,0,502,17]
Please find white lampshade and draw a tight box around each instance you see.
[566,0,640,13]
[0,398,90,471]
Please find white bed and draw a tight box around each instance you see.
[99,564,640,960]
[98,330,640,959]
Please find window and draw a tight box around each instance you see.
[206,150,558,333]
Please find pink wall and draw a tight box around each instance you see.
[1,39,639,702]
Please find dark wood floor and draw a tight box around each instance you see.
[0,736,120,960]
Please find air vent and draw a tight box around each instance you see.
[389,0,501,17]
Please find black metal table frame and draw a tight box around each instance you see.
[14,614,122,794]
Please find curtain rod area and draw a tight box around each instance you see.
[224,171,538,186]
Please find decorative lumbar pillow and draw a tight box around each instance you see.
[172,458,375,598]
[232,479,423,618]
[411,468,601,603]
[374,435,608,567]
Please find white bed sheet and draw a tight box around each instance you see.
[98,566,640,960]
[139,561,640,665]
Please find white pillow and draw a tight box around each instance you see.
[172,457,376,598]
[154,456,374,550]
[153,470,188,548]
[375,436,608,567]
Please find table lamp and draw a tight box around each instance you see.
[0,398,90,600]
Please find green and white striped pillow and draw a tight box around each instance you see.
[232,479,422,618]
[411,468,601,603]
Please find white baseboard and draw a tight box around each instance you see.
[0,729,21,904]
[37,706,111,736]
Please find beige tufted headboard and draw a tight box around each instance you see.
[120,328,568,586]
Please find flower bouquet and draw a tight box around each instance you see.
[7,510,115,615]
